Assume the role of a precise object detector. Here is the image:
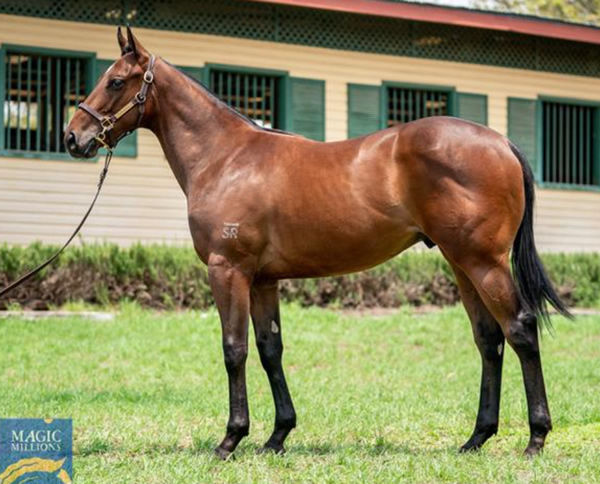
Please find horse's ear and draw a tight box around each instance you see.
[117,26,128,55]
[126,26,149,64]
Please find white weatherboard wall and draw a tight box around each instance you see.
[0,14,599,250]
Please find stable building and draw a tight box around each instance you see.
[0,0,599,251]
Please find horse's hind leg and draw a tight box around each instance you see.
[451,263,505,452]
[453,256,552,456]
[250,281,296,454]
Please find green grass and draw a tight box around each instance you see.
[0,304,599,483]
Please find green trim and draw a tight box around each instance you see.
[204,63,288,77]
[0,46,5,154]
[347,83,381,138]
[1,44,96,60]
[1,150,97,163]
[456,92,487,125]
[538,182,600,192]
[594,108,600,186]
[535,98,543,182]
[0,44,97,161]
[383,81,456,93]
[538,95,600,108]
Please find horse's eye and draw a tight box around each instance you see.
[108,78,125,90]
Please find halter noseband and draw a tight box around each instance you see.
[78,54,156,151]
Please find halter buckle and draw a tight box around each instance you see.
[101,118,114,129]
[143,71,154,84]
[135,92,147,103]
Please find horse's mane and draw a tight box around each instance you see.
[166,60,294,137]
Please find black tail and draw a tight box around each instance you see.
[509,141,572,329]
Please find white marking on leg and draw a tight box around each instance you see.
[271,320,279,334]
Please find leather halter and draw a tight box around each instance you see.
[78,54,156,151]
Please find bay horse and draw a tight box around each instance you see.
[65,28,571,459]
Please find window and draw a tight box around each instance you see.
[209,69,280,129]
[386,85,451,127]
[2,47,93,157]
[349,82,484,139]
[542,100,597,186]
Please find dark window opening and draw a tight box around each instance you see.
[542,101,597,186]
[3,51,89,154]
[386,86,450,127]
[209,69,280,129]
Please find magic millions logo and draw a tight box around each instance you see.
[0,419,72,484]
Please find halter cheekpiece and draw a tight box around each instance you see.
[78,54,156,151]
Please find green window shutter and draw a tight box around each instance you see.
[96,58,137,158]
[508,97,538,175]
[179,66,205,84]
[457,92,487,126]
[347,83,381,138]
[288,77,325,141]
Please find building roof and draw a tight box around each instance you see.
[249,0,600,45]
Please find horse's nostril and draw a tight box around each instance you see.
[66,131,77,150]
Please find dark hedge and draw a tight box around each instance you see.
[0,243,597,309]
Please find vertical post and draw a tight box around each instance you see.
[252,75,257,122]
[46,57,51,152]
[16,55,22,150]
[269,76,274,128]
[65,58,71,124]
[244,74,249,118]
[55,57,61,152]
[0,48,6,152]
[561,104,571,183]
[399,88,405,123]
[260,76,266,126]
[236,73,241,114]
[36,56,41,151]
[227,72,232,108]
[571,106,576,185]
[392,88,397,124]
[26,56,31,152]
[5,54,12,150]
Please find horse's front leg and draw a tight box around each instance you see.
[208,257,252,460]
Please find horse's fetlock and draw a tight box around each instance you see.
[276,414,296,430]
[227,419,250,437]
[530,412,552,436]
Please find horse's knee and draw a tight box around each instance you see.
[223,342,248,372]
[506,312,539,356]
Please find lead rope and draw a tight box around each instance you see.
[0,149,113,299]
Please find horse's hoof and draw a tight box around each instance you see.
[214,446,233,461]
[523,445,543,458]
[258,443,285,455]
[459,443,480,454]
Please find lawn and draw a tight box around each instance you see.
[0,304,598,483]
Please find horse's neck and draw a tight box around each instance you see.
[146,61,254,195]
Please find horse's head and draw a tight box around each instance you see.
[65,27,153,158]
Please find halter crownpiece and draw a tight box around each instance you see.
[79,54,156,151]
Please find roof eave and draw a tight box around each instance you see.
[248,0,600,45]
